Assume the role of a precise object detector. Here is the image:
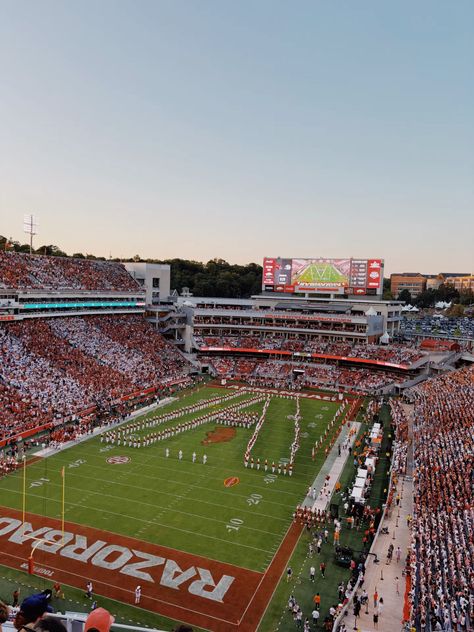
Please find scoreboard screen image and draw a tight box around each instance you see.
[262,257,383,295]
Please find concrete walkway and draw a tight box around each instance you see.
[351,475,413,632]
[301,421,361,509]
[354,405,414,632]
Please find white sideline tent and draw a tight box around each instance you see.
[365,456,377,470]
[357,468,369,480]
[351,486,365,503]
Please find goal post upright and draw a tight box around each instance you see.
[61,466,65,545]
[22,454,26,527]
[21,461,66,574]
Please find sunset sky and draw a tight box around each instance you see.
[0,0,473,274]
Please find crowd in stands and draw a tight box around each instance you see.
[0,454,19,477]
[0,315,190,440]
[47,418,95,446]
[195,335,424,365]
[0,251,140,292]
[50,316,173,388]
[200,356,399,393]
[0,381,46,441]
[408,367,474,631]
[388,399,409,477]
[0,324,86,419]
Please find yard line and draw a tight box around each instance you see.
[2,502,262,574]
[0,487,275,555]
[9,450,309,515]
[65,470,295,516]
[56,419,330,471]
[64,442,322,477]
[26,457,298,506]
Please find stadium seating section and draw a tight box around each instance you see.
[409,367,474,630]
[200,356,400,392]
[0,251,139,291]
[195,335,424,365]
[0,315,190,441]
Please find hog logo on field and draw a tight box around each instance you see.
[201,427,236,446]
[224,477,240,488]
[106,456,131,465]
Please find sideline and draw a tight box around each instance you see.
[332,405,413,632]
[301,421,361,510]
[265,419,361,632]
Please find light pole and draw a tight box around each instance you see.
[23,214,39,254]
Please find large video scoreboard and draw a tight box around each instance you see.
[262,257,384,295]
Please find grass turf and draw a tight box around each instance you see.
[0,386,349,630]
[0,387,344,572]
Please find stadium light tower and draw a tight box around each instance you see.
[23,214,39,254]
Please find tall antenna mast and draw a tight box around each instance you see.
[23,214,39,254]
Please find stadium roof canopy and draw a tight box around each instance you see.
[273,302,352,313]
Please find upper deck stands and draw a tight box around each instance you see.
[0,252,140,292]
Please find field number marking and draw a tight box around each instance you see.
[246,493,263,506]
[29,477,49,489]
[264,474,277,484]
[226,518,243,533]
[68,459,86,469]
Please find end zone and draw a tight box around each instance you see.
[0,506,262,631]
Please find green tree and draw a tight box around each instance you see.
[459,289,473,306]
[398,289,412,304]
[37,244,68,257]
[415,289,437,308]
[382,278,393,300]
[437,283,459,303]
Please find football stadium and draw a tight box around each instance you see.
[0,251,472,632]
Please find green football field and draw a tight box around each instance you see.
[0,387,341,574]
[293,262,347,285]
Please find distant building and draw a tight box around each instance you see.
[390,273,427,298]
[123,262,171,305]
[426,274,444,291]
[392,272,473,298]
[425,273,473,292]
[442,274,474,293]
